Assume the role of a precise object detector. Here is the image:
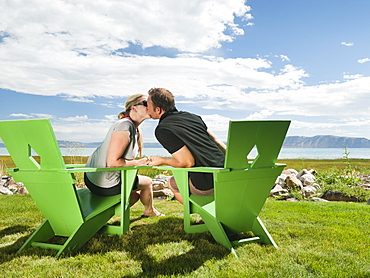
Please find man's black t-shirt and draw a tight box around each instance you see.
[155,109,225,190]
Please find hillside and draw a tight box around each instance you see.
[283,135,370,148]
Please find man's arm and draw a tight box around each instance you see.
[149,145,195,168]
[207,129,226,154]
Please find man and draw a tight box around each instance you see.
[147,88,226,204]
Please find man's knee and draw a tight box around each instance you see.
[168,176,179,192]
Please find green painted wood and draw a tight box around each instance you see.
[0,119,138,257]
[157,120,290,257]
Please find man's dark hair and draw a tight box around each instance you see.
[148,88,175,112]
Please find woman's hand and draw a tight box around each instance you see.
[136,157,151,166]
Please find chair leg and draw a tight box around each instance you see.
[102,169,137,235]
[196,209,237,257]
[55,207,116,257]
[252,217,278,248]
[17,208,116,257]
[171,171,194,233]
[101,203,130,235]
[17,220,55,255]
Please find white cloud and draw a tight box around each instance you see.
[52,114,158,142]
[358,58,370,64]
[53,121,110,142]
[2,1,370,141]
[0,51,308,100]
[343,74,363,80]
[201,114,230,130]
[10,113,53,118]
[280,55,290,62]
[1,0,250,54]
[61,115,89,122]
[243,13,254,21]
[246,110,275,120]
[10,113,33,118]
[61,96,94,103]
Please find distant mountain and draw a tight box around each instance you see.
[283,135,370,148]
[1,135,370,149]
[57,140,102,148]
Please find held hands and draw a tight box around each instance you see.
[136,157,151,166]
[136,156,162,166]
[147,156,163,166]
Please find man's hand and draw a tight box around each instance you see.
[147,156,164,166]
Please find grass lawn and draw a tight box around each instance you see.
[1,195,369,277]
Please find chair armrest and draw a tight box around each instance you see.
[5,168,18,173]
[6,166,153,173]
[60,165,153,173]
[155,166,230,174]
[65,164,86,168]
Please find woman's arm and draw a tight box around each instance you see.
[107,130,149,167]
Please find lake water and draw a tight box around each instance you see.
[1,147,370,159]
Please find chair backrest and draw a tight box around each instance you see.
[0,119,85,236]
[224,120,290,169]
[0,119,66,170]
[215,120,290,234]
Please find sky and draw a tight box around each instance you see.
[1,0,370,144]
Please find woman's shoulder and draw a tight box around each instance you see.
[113,118,135,130]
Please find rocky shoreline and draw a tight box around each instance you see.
[270,168,370,203]
[1,170,370,204]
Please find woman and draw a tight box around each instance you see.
[84,94,163,217]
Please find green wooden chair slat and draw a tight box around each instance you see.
[0,119,139,257]
[157,120,290,257]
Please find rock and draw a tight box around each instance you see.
[275,174,287,187]
[299,173,316,186]
[285,174,303,189]
[154,174,170,183]
[302,186,317,198]
[152,180,165,191]
[270,184,289,197]
[322,190,359,202]
[312,183,321,190]
[309,169,317,175]
[297,169,310,179]
[1,176,11,187]
[310,197,329,202]
[16,186,29,194]
[285,169,298,176]
[0,186,13,195]
[297,169,316,178]
[286,197,300,202]
[153,188,174,198]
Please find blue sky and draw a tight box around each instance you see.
[1,0,370,144]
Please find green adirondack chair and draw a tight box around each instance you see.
[157,120,290,257]
[0,119,145,257]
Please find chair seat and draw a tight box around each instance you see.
[77,189,121,220]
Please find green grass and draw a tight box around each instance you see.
[277,158,370,172]
[1,195,369,277]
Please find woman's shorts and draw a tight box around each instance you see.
[84,173,139,196]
